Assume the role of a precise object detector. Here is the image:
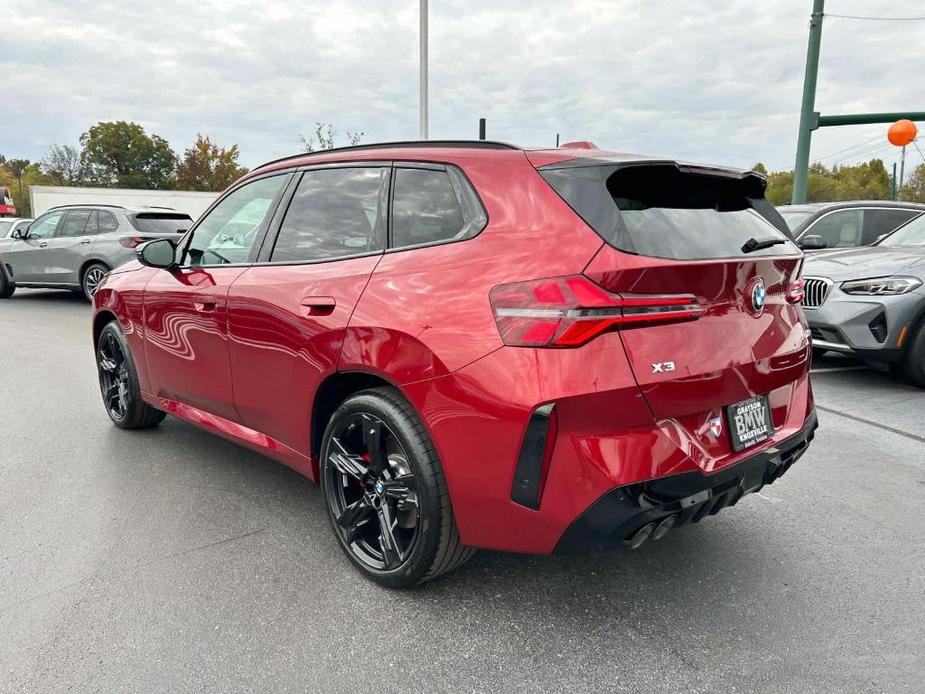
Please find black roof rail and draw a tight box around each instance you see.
[254,139,521,171]
[47,203,125,211]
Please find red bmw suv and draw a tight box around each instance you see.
[92,141,817,587]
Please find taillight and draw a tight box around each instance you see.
[119,236,147,248]
[490,275,702,348]
[786,278,806,304]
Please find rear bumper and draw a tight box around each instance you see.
[556,410,818,552]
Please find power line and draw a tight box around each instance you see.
[814,133,883,161]
[825,13,925,22]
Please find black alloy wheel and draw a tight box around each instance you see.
[320,388,474,588]
[98,329,131,422]
[96,321,166,429]
[323,411,421,571]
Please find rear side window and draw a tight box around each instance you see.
[271,167,388,263]
[98,210,119,233]
[541,164,795,260]
[130,213,193,234]
[390,166,486,249]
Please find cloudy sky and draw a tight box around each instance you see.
[3,0,924,173]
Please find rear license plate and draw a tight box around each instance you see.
[725,395,773,452]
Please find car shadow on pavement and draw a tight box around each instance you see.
[5,288,88,304]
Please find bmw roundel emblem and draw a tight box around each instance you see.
[750,279,766,314]
[374,481,385,495]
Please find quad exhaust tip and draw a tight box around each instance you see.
[624,515,677,549]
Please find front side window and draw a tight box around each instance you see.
[27,211,65,239]
[184,175,286,266]
[0,220,12,236]
[804,209,863,248]
[57,210,93,237]
[270,167,388,263]
[779,209,813,232]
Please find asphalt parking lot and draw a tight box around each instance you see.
[1,290,923,694]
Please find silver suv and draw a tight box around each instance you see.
[0,205,192,300]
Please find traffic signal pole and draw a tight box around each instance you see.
[792,0,825,204]
[791,0,925,203]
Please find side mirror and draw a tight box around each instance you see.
[138,238,177,269]
[799,234,827,251]
[12,224,28,239]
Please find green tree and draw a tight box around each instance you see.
[752,162,768,175]
[80,121,177,189]
[763,159,892,205]
[900,163,925,203]
[175,134,248,191]
[42,144,86,185]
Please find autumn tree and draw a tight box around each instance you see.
[79,121,177,189]
[175,134,249,191]
[299,122,363,152]
[0,160,55,216]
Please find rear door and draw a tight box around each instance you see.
[227,165,389,455]
[541,162,808,447]
[48,209,95,283]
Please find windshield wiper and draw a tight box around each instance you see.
[741,237,786,254]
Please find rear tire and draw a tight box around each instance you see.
[96,321,166,429]
[898,324,925,388]
[82,262,110,302]
[0,264,15,298]
[319,387,474,588]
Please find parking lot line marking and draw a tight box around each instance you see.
[816,405,925,445]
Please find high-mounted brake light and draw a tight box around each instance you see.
[490,275,702,348]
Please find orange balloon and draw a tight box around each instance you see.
[888,119,918,147]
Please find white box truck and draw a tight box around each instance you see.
[29,185,220,220]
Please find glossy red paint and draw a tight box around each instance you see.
[92,143,815,555]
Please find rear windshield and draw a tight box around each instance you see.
[0,220,13,235]
[541,163,796,260]
[130,213,192,234]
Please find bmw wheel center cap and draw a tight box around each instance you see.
[374,481,385,495]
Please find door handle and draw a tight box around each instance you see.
[79,238,91,245]
[194,300,217,313]
[300,296,336,316]
[38,241,48,248]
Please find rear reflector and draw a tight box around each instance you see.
[510,403,558,510]
[490,275,702,348]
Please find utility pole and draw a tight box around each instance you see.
[419,0,428,140]
[792,0,825,204]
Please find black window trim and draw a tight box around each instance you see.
[97,209,119,235]
[256,162,393,267]
[176,170,294,270]
[55,209,96,238]
[384,161,489,255]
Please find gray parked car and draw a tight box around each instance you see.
[778,200,925,251]
[0,205,192,300]
[802,212,925,386]
[0,217,33,238]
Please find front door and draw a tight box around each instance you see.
[227,165,389,455]
[143,173,290,421]
[9,210,65,282]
